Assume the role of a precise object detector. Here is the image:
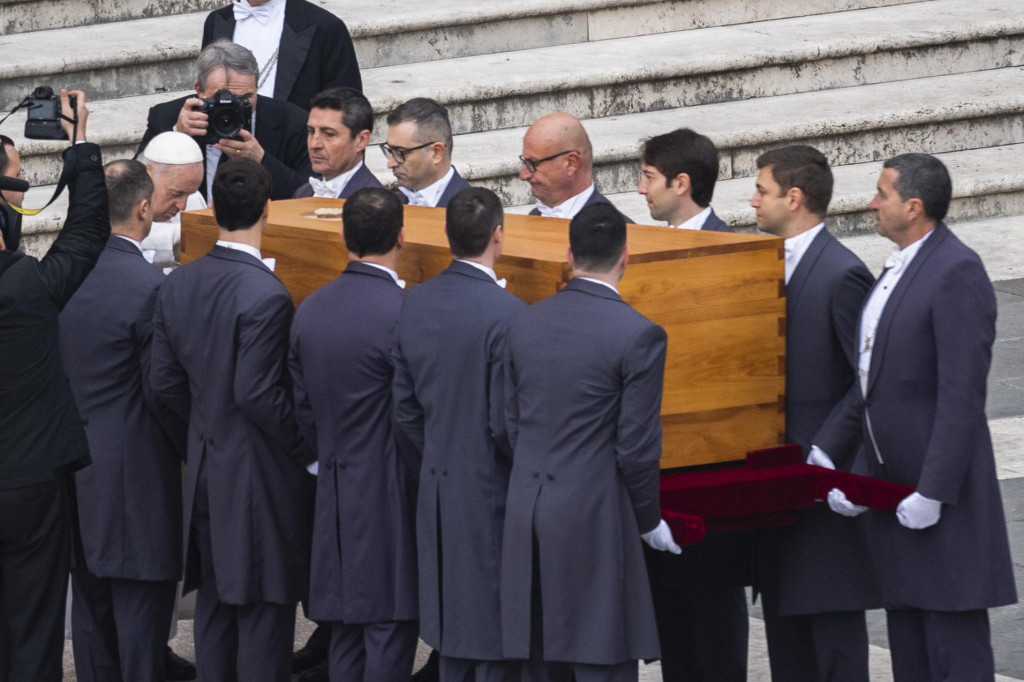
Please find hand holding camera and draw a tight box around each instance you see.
[60,89,88,142]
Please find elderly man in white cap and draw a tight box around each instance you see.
[139,131,205,266]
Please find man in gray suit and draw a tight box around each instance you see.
[823,154,1016,681]
[393,187,526,681]
[151,159,313,682]
[288,187,419,681]
[752,145,876,682]
[60,160,185,682]
[501,203,680,682]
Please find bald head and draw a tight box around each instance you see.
[519,112,594,208]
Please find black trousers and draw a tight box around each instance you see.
[887,608,994,682]
[0,478,72,682]
[439,655,521,682]
[762,606,868,682]
[191,463,295,682]
[70,566,176,682]
[329,620,418,681]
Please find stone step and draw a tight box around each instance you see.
[19,142,1024,260]
[0,0,221,36]
[510,143,1024,238]
[1,0,1015,124]
[9,65,1024,197]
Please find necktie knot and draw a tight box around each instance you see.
[309,176,341,198]
[883,248,905,272]
[233,3,271,24]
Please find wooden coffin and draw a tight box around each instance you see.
[181,198,786,469]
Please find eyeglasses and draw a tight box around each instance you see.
[519,150,575,174]
[379,141,438,164]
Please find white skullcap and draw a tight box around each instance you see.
[142,131,203,165]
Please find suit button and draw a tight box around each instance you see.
[547,474,554,481]
[532,471,539,479]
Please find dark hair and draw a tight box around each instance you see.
[569,203,627,272]
[0,135,13,176]
[445,188,503,258]
[755,145,833,217]
[386,97,453,157]
[342,187,403,257]
[883,153,952,223]
[211,158,271,231]
[104,159,154,225]
[641,128,719,207]
[309,87,373,136]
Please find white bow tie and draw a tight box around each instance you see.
[233,3,271,24]
[405,192,428,207]
[534,202,561,218]
[883,248,905,272]
[309,176,342,198]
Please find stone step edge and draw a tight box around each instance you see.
[4,0,1019,85]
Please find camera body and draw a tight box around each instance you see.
[196,89,253,146]
[24,86,75,140]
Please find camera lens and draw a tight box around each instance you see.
[211,109,242,139]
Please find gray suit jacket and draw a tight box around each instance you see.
[500,278,665,664]
[289,261,418,623]
[60,237,184,582]
[821,222,1016,611]
[151,245,313,605]
[393,260,525,658]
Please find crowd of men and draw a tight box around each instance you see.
[0,0,1016,681]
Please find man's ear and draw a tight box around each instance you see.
[396,226,406,249]
[137,198,151,222]
[672,172,691,198]
[354,129,371,154]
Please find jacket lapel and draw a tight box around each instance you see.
[786,227,830,316]
[274,4,315,104]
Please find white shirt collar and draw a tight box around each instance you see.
[399,166,455,207]
[535,184,596,219]
[670,206,713,231]
[310,160,364,198]
[783,222,826,285]
[360,262,406,289]
[883,227,935,275]
[577,276,619,295]
[115,234,157,263]
[216,239,275,271]
[114,234,144,254]
[457,259,507,288]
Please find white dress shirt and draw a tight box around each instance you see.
[309,161,364,198]
[670,206,712,231]
[215,239,275,272]
[457,259,507,288]
[232,0,286,98]
[114,235,156,264]
[399,166,455,207]
[857,228,934,393]
[534,184,596,219]
[361,262,406,289]
[577,276,619,295]
[783,222,826,285]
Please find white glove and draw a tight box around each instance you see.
[827,488,867,517]
[306,461,319,476]
[642,519,682,555]
[896,492,941,529]
[807,446,836,470]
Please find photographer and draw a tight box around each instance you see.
[135,40,311,202]
[0,89,108,682]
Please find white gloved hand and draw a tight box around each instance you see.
[896,492,941,529]
[827,488,868,517]
[642,519,682,555]
[807,446,836,470]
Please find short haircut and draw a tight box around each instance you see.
[445,187,503,259]
[386,98,453,157]
[342,187,403,257]
[309,87,373,136]
[211,158,271,231]
[104,159,154,225]
[0,135,13,175]
[569,203,627,272]
[641,128,719,207]
[755,145,833,217]
[197,40,259,91]
[883,153,952,223]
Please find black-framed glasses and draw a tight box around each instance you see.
[519,150,575,174]
[379,140,438,164]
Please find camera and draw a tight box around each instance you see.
[196,89,252,146]
[24,86,76,140]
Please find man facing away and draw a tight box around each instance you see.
[393,187,526,682]
[520,113,630,222]
[150,158,314,682]
[293,87,382,199]
[287,187,420,681]
[751,145,877,682]
[59,160,186,682]
[382,98,470,208]
[823,153,1016,681]
[501,203,680,682]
